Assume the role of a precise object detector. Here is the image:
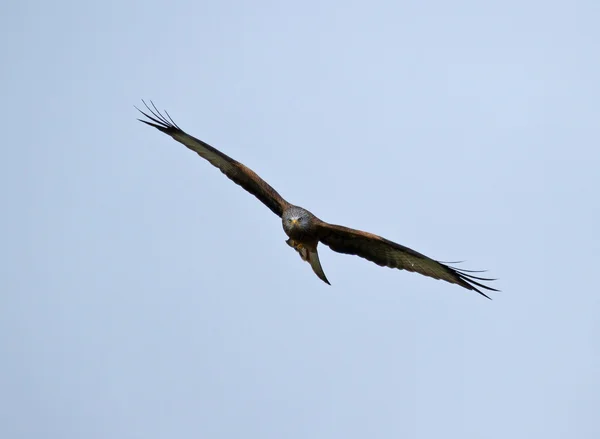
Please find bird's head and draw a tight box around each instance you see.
[282,206,313,235]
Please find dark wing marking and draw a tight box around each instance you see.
[316,222,498,299]
[136,101,290,217]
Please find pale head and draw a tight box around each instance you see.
[282,206,315,238]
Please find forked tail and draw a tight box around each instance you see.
[307,247,330,285]
[286,239,331,285]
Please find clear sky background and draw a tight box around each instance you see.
[1,1,599,438]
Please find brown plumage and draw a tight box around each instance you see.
[137,101,498,299]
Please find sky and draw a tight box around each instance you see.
[1,0,599,438]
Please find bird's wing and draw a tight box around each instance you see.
[316,222,498,298]
[137,101,290,217]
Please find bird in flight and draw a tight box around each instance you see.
[137,101,498,299]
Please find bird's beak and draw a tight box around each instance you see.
[291,219,299,226]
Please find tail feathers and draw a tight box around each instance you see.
[286,239,331,285]
[307,247,330,285]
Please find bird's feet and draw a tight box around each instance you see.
[285,239,309,261]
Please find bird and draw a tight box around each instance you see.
[136,101,498,299]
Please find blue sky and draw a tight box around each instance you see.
[2,0,599,437]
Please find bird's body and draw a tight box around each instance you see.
[137,101,498,299]
[281,206,330,284]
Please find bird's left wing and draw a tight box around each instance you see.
[137,101,290,217]
[316,222,498,298]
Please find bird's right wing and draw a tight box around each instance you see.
[137,101,290,217]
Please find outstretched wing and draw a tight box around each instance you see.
[316,222,498,299]
[136,101,290,217]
